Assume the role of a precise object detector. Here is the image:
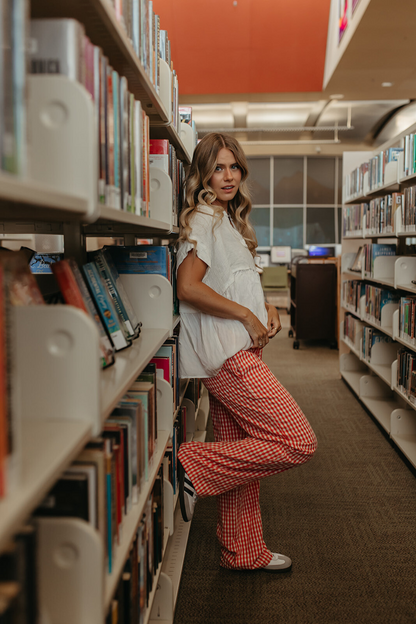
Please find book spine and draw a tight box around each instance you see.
[113,70,121,209]
[91,253,134,339]
[82,262,129,351]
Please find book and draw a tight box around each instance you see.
[108,245,170,279]
[89,249,140,340]
[75,448,107,543]
[349,246,363,273]
[149,139,169,174]
[2,0,27,176]
[30,18,85,81]
[35,472,90,522]
[82,261,131,351]
[52,259,115,368]
[65,463,98,528]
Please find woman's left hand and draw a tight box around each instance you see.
[266,303,282,338]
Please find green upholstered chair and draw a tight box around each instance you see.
[261,266,288,291]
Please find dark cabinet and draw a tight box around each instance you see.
[289,262,337,349]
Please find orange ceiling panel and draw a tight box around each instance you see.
[152,0,331,95]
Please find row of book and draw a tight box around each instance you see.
[30,18,152,214]
[149,139,186,227]
[367,148,402,192]
[402,132,416,178]
[399,296,416,344]
[363,243,396,277]
[397,348,416,403]
[106,465,164,624]
[0,383,201,623]
[345,147,403,198]
[362,327,394,362]
[363,285,399,327]
[342,194,404,236]
[402,185,416,231]
[0,245,178,499]
[34,361,159,574]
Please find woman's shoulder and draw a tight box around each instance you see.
[194,204,215,217]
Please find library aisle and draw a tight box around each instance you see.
[173,314,416,624]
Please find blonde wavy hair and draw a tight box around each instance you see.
[178,133,258,258]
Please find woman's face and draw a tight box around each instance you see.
[209,147,242,210]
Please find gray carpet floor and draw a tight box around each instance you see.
[173,315,416,624]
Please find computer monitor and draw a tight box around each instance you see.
[308,245,333,258]
[270,246,291,264]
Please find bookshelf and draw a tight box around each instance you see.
[340,124,416,470]
[0,3,200,623]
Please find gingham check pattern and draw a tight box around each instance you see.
[178,348,317,569]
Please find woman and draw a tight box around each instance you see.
[176,133,317,572]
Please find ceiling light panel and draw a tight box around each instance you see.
[247,103,315,128]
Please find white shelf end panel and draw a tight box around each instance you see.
[36,517,104,624]
[27,75,98,223]
[14,305,101,435]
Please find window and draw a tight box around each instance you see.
[247,158,270,204]
[247,156,340,248]
[274,158,303,204]
[273,207,303,248]
[251,207,270,247]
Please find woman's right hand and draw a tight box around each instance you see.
[242,310,269,348]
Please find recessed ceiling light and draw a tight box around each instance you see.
[382,82,394,87]
[329,94,344,99]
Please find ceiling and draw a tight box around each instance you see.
[191,99,410,146]
[152,0,331,96]
[153,0,416,151]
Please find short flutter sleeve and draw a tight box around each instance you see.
[176,209,215,272]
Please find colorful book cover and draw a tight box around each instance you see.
[82,261,130,351]
[108,245,169,278]
[90,249,138,339]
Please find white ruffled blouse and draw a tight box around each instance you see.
[177,205,268,378]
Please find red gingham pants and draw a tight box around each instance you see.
[177,348,317,570]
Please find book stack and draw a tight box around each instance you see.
[368,148,402,191]
[397,348,416,403]
[0,524,38,623]
[0,0,28,176]
[106,465,165,624]
[30,18,151,214]
[149,140,186,226]
[342,279,364,314]
[403,132,416,177]
[364,285,400,327]
[362,327,394,362]
[363,243,396,277]
[399,296,416,344]
[402,185,416,231]
[365,194,403,234]
[344,313,364,345]
[342,203,367,236]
